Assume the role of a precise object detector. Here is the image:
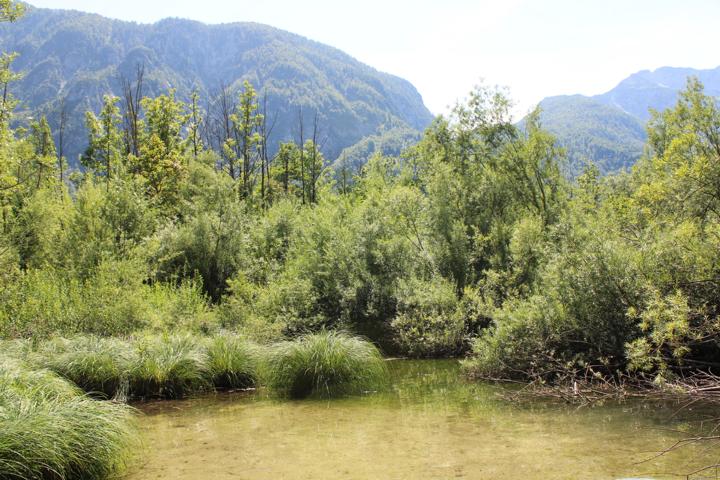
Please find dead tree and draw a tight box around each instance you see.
[120,63,144,157]
[56,95,68,185]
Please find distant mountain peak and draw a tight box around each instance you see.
[534,65,720,175]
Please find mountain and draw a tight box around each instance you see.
[594,66,720,121]
[535,95,646,175]
[0,4,434,166]
[536,66,720,174]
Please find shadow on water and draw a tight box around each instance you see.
[127,360,720,480]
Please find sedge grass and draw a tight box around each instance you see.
[35,336,136,400]
[205,334,260,390]
[0,359,137,480]
[263,331,388,399]
[129,334,211,399]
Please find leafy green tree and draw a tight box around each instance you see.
[131,90,188,207]
[82,95,123,185]
[231,81,263,199]
[29,116,57,189]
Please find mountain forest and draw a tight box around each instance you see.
[2,2,720,480]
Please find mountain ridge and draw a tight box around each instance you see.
[0,4,434,166]
[535,65,720,174]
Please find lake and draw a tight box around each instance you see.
[126,360,717,480]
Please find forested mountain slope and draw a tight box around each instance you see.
[0,4,433,165]
[535,66,720,174]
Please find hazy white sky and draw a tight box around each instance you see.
[28,0,720,117]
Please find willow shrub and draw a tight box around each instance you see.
[263,331,388,399]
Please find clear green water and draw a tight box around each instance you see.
[126,360,717,480]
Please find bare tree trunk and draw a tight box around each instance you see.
[217,83,236,179]
[120,63,144,158]
[57,95,68,188]
[298,106,305,204]
[259,92,278,207]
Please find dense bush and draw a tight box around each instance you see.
[0,260,217,339]
[390,277,465,358]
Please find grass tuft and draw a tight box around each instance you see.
[263,331,388,399]
[129,334,210,399]
[0,359,137,480]
[206,334,260,390]
[35,336,135,400]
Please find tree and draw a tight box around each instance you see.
[303,138,325,204]
[188,88,204,159]
[499,108,565,224]
[56,95,69,185]
[258,92,277,207]
[0,53,20,135]
[82,95,122,186]
[272,142,300,197]
[132,90,188,207]
[212,82,237,179]
[231,80,263,199]
[0,0,23,22]
[29,116,57,189]
[120,63,145,158]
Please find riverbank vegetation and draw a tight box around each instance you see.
[2,65,719,385]
[1,0,719,406]
[264,331,387,398]
[0,358,136,480]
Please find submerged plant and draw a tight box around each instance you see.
[0,359,137,480]
[264,331,388,399]
[206,334,261,390]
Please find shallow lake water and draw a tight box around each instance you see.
[126,360,718,480]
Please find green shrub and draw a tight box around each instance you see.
[391,277,465,358]
[263,331,387,399]
[0,359,137,480]
[461,295,562,379]
[0,261,218,340]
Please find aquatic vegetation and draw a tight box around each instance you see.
[264,331,388,398]
[0,359,137,480]
[206,334,260,390]
[35,336,136,399]
[129,334,211,400]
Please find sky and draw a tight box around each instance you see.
[27,0,720,118]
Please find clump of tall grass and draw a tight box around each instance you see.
[0,359,137,480]
[263,331,388,399]
[205,334,260,390]
[35,336,136,400]
[129,334,210,399]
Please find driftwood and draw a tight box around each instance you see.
[481,367,720,479]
